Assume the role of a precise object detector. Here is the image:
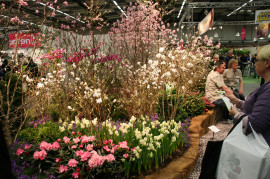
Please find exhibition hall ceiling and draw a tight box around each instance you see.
[0,0,269,32]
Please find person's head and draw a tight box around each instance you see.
[228,50,233,57]
[213,54,219,61]
[255,44,270,77]
[228,59,238,70]
[215,60,226,74]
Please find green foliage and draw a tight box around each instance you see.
[18,121,65,143]
[219,48,250,56]
[157,91,205,122]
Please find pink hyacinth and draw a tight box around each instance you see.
[24,144,31,150]
[52,142,60,149]
[81,151,91,161]
[16,148,24,156]
[105,154,115,162]
[59,165,68,173]
[72,171,79,178]
[68,159,78,167]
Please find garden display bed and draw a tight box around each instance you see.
[144,110,214,179]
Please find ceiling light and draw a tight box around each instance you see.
[177,0,187,18]
[235,32,240,36]
[227,0,253,16]
[112,0,127,17]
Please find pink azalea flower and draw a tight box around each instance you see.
[16,148,24,156]
[40,141,52,151]
[123,154,129,158]
[56,158,61,162]
[104,139,112,145]
[71,145,77,149]
[103,145,110,153]
[24,144,31,150]
[68,159,78,167]
[86,144,93,151]
[76,150,83,157]
[59,165,68,173]
[81,151,91,161]
[63,136,70,144]
[18,0,28,7]
[72,171,79,178]
[105,154,115,162]
[88,153,105,168]
[73,138,80,144]
[10,16,19,23]
[119,141,129,150]
[52,142,60,149]
[57,139,61,142]
[89,136,95,142]
[39,150,47,160]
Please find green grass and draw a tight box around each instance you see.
[243,76,261,84]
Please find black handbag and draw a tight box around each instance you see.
[199,115,246,179]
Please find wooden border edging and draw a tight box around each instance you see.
[144,110,215,179]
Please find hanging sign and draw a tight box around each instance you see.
[241,27,246,40]
[255,10,270,24]
[9,33,41,48]
[257,23,269,38]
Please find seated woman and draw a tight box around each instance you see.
[223,59,245,100]
[227,44,270,146]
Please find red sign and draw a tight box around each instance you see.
[241,27,246,40]
[9,33,41,48]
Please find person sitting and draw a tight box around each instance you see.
[227,44,270,146]
[205,60,233,122]
[223,59,245,100]
[225,50,234,69]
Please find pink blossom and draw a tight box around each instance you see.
[16,148,24,156]
[119,141,129,150]
[33,150,47,160]
[68,159,78,167]
[52,142,60,149]
[63,1,68,6]
[56,158,61,162]
[35,10,39,13]
[104,139,112,145]
[88,154,105,168]
[40,141,52,151]
[59,165,68,173]
[76,150,83,157]
[73,138,80,144]
[81,151,91,161]
[54,0,58,3]
[86,144,93,151]
[24,144,31,150]
[103,145,111,153]
[63,136,70,144]
[51,11,55,17]
[71,145,77,149]
[105,154,115,162]
[72,171,79,178]
[18,0,28,7]
[57,139,61,142]
[10,16,19,23]
[123,154,129,158]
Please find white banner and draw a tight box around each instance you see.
[255,9,270,24]
[198,9,214,35]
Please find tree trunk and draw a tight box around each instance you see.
[2,119,12,146]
